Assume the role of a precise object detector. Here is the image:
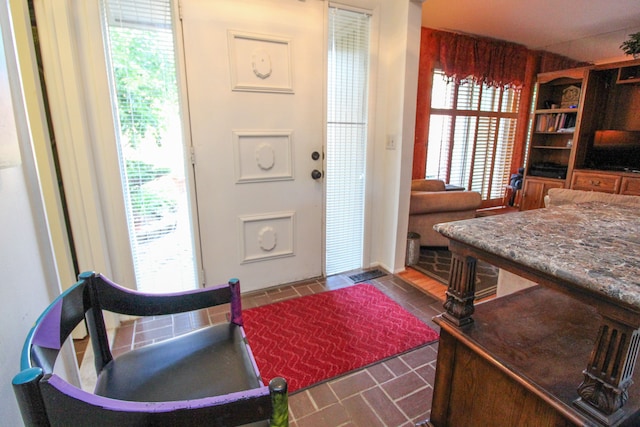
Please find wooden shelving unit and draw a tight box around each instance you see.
[520,67,589,210]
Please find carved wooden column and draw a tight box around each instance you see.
[575,316,640,426]
[442,245,477,327]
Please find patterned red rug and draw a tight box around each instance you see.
[243,284,439,393]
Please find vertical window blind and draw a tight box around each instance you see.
[325,6,371,276]
[102,0,197,292]
[426,70,520,203]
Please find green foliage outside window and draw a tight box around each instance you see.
[108,26,180,240]
[110,27,177,149]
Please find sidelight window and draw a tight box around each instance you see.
[102,0,197,292]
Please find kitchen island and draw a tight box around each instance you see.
[427,202,640,426]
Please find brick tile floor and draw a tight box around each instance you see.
[100,270,444,426]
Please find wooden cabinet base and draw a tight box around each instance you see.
[427,286,640,427]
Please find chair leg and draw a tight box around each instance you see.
[229,278,243,326]
[269,377,288,427]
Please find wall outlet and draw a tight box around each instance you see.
[386,135,397,150]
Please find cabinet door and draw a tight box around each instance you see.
[520,178,565,211]
[620,176,640,196]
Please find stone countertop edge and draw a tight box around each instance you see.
[433,202,640,309]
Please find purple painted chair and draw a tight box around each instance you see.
[12,271,288,426]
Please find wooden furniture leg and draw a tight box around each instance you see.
[442,246,477,327]
[575,316,640,426]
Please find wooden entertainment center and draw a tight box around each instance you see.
[521,59,640,210]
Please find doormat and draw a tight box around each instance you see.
[347,269,386,283]
[413,248,498,299]
[242,283,439,393]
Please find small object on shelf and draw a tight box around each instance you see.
[529,162,568,179]
[561,85,581,108]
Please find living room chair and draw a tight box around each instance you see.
[12,271,288,426]
[409,179,482,247]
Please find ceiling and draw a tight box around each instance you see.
[421,0,640,64]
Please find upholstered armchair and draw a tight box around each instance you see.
[408,179,482,247]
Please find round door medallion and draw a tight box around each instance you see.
[252,50,272,80]
[258,226,277,252]
[255,143,275,171]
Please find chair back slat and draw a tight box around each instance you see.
[91,273,233,316]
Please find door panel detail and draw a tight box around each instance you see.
[239,212,295,263]
[233,130,294,183]
[228,31,293,93]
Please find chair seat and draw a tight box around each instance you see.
[95,323,261,402]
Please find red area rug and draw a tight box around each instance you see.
[243,284,439,393]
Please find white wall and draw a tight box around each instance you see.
[0,2,77,424]
[368,0,422,273]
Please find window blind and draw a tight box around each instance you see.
[325,6,370,276]
[102,0,197,293]
[427,70,520,203]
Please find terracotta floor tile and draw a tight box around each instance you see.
[134,315,172,332]
[400,345,437,369]
[111,323,133,349]
[206,303,230,316]
[206,311,228,326]
[362,386,410,426]
[295,402,351,427]
[291,283,316,297]
[382,371,429,401]
[366,362,396,384]
[329,370,376,400]
[341,394,385,427]
[266,286,300,302]
[288,390,316,421]
[242,293,270,309]
[383,357,411,377]
[414,363,437,384]
[307,282,328,294]
[394,388,432,421]
[307,382,338,409]
[135,324,173,343]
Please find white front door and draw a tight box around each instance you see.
[180,0,325,292]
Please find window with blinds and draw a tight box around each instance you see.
[426,70,520,204]
[325,6,371,276]
[102,0,197,292]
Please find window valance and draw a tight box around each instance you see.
[420,28,587,90]
[421,28,529,89]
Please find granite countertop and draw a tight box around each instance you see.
[434,202,640,309]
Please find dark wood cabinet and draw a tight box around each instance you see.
[520,176,564,210]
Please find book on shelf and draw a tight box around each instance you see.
[535,113,576,133]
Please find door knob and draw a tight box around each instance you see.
[311,151,320,160]
[311,169,322,180]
